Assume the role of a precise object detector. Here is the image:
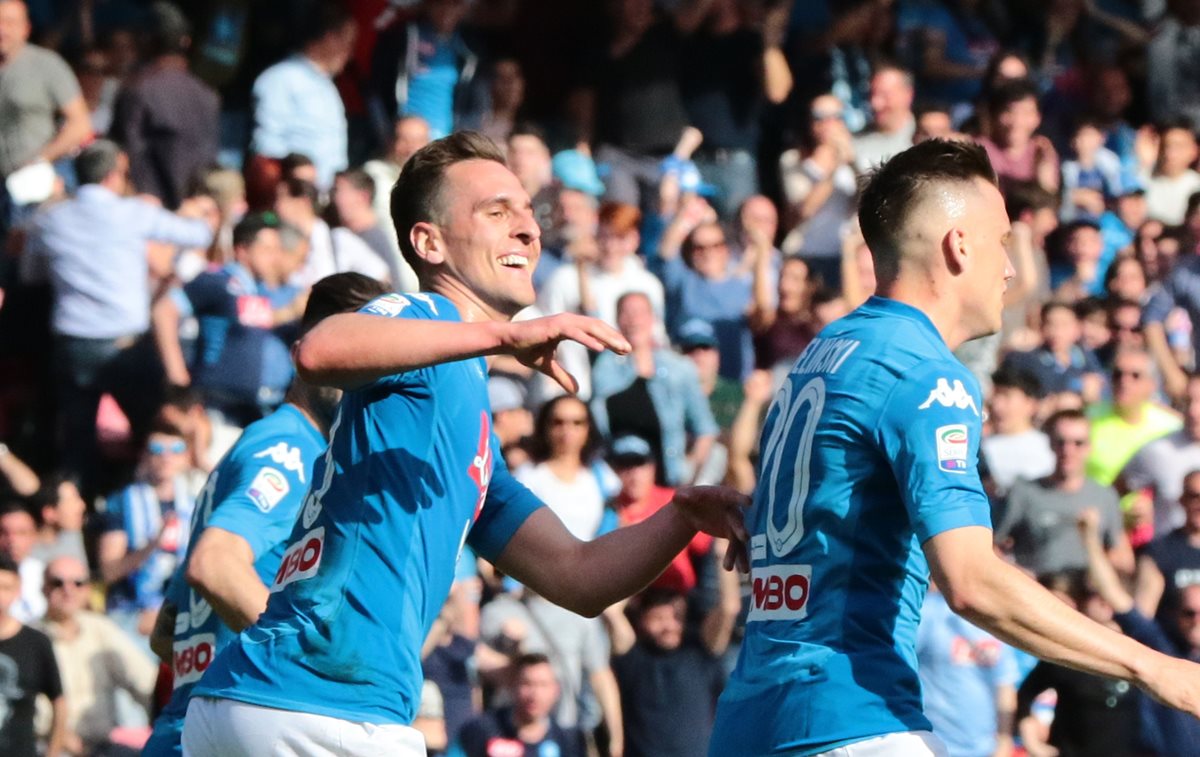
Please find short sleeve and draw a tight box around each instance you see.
[206,440,319,558]
[875,361,993,544]
[36,631,63,699]
[1142,276,1178,325]
[1119,447,1152,492]
[100,490,128,533]
[467,439,544,563]
[357,292,446,390]
[182,273,225,317]
[43,50,82,108]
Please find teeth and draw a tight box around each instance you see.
[498,255,528,268]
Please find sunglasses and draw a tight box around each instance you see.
[1112,369,1144,381]
[1051,437,1089,447]
[47,577,87,590]
[1182,608,1200,619]
[148,440,187,456]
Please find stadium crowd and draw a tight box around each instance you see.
[1,0,1200,754]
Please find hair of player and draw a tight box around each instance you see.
[300,272,390,336]
[857,138,998,287]
[389,130,507,277]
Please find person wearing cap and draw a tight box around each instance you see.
[592,291,719,488]
[489,375,534,468]
[152,212,299,431]
[24,138,215,492]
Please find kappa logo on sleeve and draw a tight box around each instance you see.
[918,378,980,416]
[253,443,306,483]
[362,293,411,317]
[247,466,289,512]
[935,424,970,473]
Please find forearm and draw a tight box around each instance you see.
[186,530,268,631]
[294,313,509,389]
[762,47,792,105]
[591,667,624,755]
[101,541,156,584]
[0,449,40,496]
[38,108,90,164]
[1144,323,1187,399]
[994,685,1017,757]
[46,697,67,757]
[1082,527,1135,613]
[152,301,189,385]
[687,434,716,485]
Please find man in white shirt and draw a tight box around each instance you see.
[1120,373,1200,537]
[852,64,917,175]
[982,365,1054,498]
[275,178,390,287]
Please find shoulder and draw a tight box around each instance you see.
[359,291,454,322]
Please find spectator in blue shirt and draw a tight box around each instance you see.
[1001,300,1105,403]
[152,212,299,431]
[24,139,213,493]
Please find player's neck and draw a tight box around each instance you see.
[877,280,971,350]
[0,615,20,640]
[426,278,512,324]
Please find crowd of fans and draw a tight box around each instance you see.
[2,0,1200,755]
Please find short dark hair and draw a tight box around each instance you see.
[512,652,553,675]
[614,290,652,318]
[857,139,997,285]
[1005,181,1058,220]
[147,1,191,57]
[75,139,122,186]
[281,153,315,181]
[232,212,281,249]
[0,550,18,577]
[1043,408,1089,436]
[1040,300,1077,322]
[335,168,376,203]
[279,178,319,211]
[300,272,389,335]
[507,122,548,147]
[390,131,507,277]
[986,78,1040,117]
[991,364,1042,399]
[297,0,353,48]
[0,501,36,527]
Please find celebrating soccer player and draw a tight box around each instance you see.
[709,139,1200,757]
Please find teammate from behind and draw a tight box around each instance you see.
[141,273,388,756]
[709,139,1200,757]
[182,132,749,756]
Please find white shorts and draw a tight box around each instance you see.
[812,731,949,757]
[181,697,427,757]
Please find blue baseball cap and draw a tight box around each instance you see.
[678,318,718,351]
[552,149,606,197]
[609,435,654,466]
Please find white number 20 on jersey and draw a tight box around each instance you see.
[759,376,826,558]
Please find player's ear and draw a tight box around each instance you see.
[411,222,445,266]
[942,226,968,276]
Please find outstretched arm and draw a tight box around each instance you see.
[294,311,630,391]
[496,486,749,618]
[924,525,1200,716]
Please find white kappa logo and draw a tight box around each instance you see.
[253,443,306,484]
[918,378,980,416]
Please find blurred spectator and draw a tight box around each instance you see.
[981,365,1054,499]
[915,583,1018,757]
[914,102,957,143]
[679,317,742,440]
[153,212,299,429]
[0,0,90,231]
[0,551,64,757]
[97,421,199,641]
[655,197,755,380]
[750,256,814,374]
[1051,219,1108,301]
[1061,117,1124,222]
[24,140,213,489]
[1147,0,1200,133]
[612,569,739,757]
[109,1,219,210]
[1079,507,1200,754]
[1137,469,1200,639]
[507,126,557,236]
[472,57,525,146]
[480,585,622,744]
[1118,373,1200,537]
[1097,297,1147,371]
[538,201,664,328]
[997,409,1134,575]
[852,63,916,174]
[363,115,431,241]
[276,177,390,285]
[489,375,533,467]
[369,0,478,141]
[1000,301,1104,402]
[679,0,792,217]
[1086,63,1138,172]
[458,653,587,757]
[516,396,617,541]
[1139,120,1200,225]
[608,435,713,594]
[0,502,43,622]
[248,1,354,193]
[1086,347,1182,488]
[907,0,999,111]
[1015,569,1139,757]
[421,598,480,752]
[1143,219,1200,399]
[74,47,117,137]
[778,93,858,279]
[0,442,38,498]
[330,168,417,292]
[27,474,85,567]
[977,79,1060,195]
[591,291,718,487]
[36,555,156,757]
[577,0,695,210]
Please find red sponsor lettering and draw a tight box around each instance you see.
[172,633,216,687]
[236,295,274,329]
[271,527,325,592]
[747,564,812,621]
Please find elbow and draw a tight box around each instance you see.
[292,335,333,385]
[184,545,217,595]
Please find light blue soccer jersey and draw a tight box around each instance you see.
[142,404,325,756]
[193,292,544,724]
[709,297,993,756]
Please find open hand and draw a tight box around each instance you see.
[500,313,630,393]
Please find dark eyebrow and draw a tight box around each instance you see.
[474,194,531,212]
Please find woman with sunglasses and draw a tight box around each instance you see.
[96,418,202,644]
[515,396,619,542]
